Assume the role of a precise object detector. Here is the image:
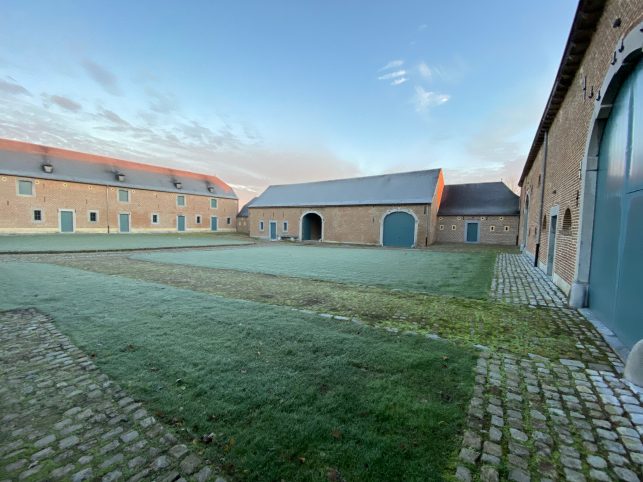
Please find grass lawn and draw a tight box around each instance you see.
[0,233,253,253]
[0,261,477,481]
[52,253,608,362]
[134,244,497,299]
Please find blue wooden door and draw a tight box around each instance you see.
[382,212,415,247]
[270,221,277,240]
[465,222,479,243]
[589,60,643,348]
[210,216,218,231]
[119,213,130,233]
[177,215,186,232]
[60,211,74,233]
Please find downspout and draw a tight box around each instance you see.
[534,131,548,267]
[105,185,111,234]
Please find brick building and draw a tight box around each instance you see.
[518,0,642,349]
[248,169,445,248]
[235,198,255,234]
[436,182,520,245]
[0,139,238,234]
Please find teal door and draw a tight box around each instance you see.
[60,211,74,233]
[465,221,479,243]
[119,213,130,233]
[546,215,557,276]
[382,211,415,247]
[269,221,277,240]
[589,60,643,348]
[177,215,186,232]
[210,216,218,231]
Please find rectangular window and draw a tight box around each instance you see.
[196,215,202,224]
[283,221,288,232]
[177,195,185,206]
[451,225,456,230]
[226,217,231,225]
[490,226,496,232]
[88,211,98,223]
[151,213,159,224]
[259,221,265,231]
[210,198,218,209]
[439,224,444,231]
[118,189,129,203]
[18,180,33,196]
[504,226,510,231]
[33,209,42,222]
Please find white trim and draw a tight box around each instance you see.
[176,194,186,207]
[546,205,559,276]
[118,212,131,233]
[32,208,44,223]
[210,198,218,209]
[299,211,324,242]
[464,220,480,243]
[177,214,186,232]
[210,216,218,231]
[151,213,160,225]
[58,209,76,233]
[16,178,35,197]
[283,220,289,233]
[379,208,419,247]
[195,214,202,224]
[88,210,99,223]
[269,220,278,241]
[117,188,130,203]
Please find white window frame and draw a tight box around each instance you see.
[210,198,218,209]
[259,220,265,231]
[151,213,160,225]
[177,194,186,207]
[58,209,76,233]
[196,214,202,224]
[32,208,44,223]
[118,189,130,203]
[226,217,231,225]
[17,179,34,197]
[88,210,99,223]
[283,221,289,232]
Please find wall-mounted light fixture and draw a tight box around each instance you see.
[42,163,54,173]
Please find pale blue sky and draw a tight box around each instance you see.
[0,1,578,204]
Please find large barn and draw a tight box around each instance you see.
[0,139,238,234]
[247,169,445,248]
[518,0,642,350]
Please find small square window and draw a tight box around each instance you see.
[451,225,456,230]
[151,213,159,224]
[283,221,288,232]
[210,198,218,209]
[177,195,185,206]
[259,221,265,231]
[490,226,496,232]
[88,211,98,223]
[226,217,231,225]
[439,224,444,231]
[504,226,510,231]
[196,215,202,224]
[33,209,42,222]
[18,180,33,196]
[118,189,129,202]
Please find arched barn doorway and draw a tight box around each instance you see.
[301,212,322,241]
[382,211,416,248]
[587,59,642,348]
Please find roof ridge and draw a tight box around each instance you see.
[267,168,442,189]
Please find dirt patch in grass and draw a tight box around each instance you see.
[48,255,609,363]
[0,261,477,482]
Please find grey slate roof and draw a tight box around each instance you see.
[0,139,237,199]
[249,169,442,208]
[237,197,257,217]
[438,182,519,216]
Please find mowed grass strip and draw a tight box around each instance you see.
[0,262,476,482]
[51,254,606,362]
[133,244,497,299]
[0,233,252,253]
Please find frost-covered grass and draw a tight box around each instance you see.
[0,233,252,253]
[134,244,497,299]
[0,261,476,482]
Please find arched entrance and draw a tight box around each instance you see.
[382,211,416,248]
[586,58,642,348]
[301,212,322,241]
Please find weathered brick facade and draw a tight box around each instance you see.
[0,174,237,234]
[518,0,642,295]
[436,215,519,245]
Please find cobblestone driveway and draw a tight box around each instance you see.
[0,309,222,482]
[454,255,643,481]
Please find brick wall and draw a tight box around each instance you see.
[0,174,237,233]
[436,215,519,245]
[519,0,642,291]
[236,216,250,234]
[248,204,434,247]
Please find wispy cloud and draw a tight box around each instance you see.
[391,77,408,86]
[418,62,432,79]
[379,59,404,71]
[418,24,427,31]
[42,94,82,113]
[378,70,406,81]
[0,77,31,96]
[81,59,121,96]
[414,86,449,111]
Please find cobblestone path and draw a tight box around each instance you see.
[491,254,568,308]
[0,309,223,482]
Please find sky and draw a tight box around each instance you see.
[0,1,578,206]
